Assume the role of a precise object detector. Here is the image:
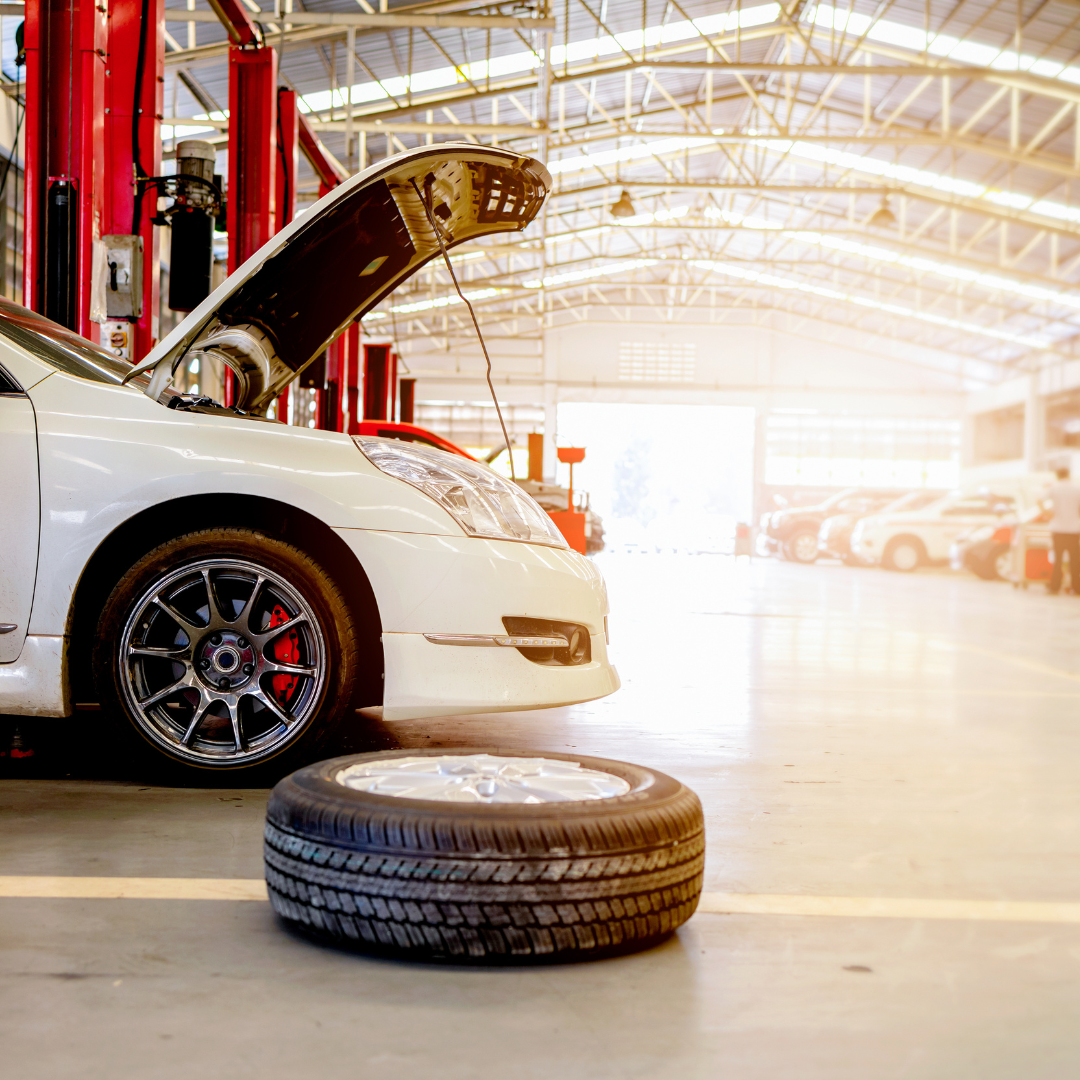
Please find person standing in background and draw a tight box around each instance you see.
[1046,466,1080,594]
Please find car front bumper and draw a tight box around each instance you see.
[848,536,880,565]
[818,532,852,559]
[334,528,620,720]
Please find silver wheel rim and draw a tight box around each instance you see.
[793,534,818,562]
[892,544,919,571]
[334,753,631,803]
[994,550,1011,578]
[119,558,327,766]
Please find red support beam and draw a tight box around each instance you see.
[224,35,275,407]
[227,46,276,273]
[389,351,399,422]
[24,0,107,338]
[363,342,392,421]
[399,378,415,424]
[345,324,361,434]
[297,114,347,198]
[273,87,297,423]
[104,0,164,362]
[207,0,262,49]
[276,88,298,234]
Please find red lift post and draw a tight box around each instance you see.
[363,342,393,421]
[274,88,298,422]
[293,111,352,432]
[214,0,275,406]
[23,0,107,338]
[103,0,165,362]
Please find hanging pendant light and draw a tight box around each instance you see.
[609,189,636,218]
[868,196,896,228]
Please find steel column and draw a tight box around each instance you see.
[103,0,164,362]
[227,46,276,273]
[24,0,107,337]
[344,324,360,433]
[274,87,297,422]
[224,36,275,406]
[275,87,297,234]
[399,377,415,424]
[363,342,391,420]
[298,112,346,198]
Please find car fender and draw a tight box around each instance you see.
[27,373,461,636]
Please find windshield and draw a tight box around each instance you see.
[0,296,147,387]
[883,491,944,513]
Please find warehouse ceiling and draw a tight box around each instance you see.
[162,0,1080,387]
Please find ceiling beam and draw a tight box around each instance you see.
[165,8,555,29]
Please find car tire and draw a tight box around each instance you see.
[972,544,1011,581]
[94,527,365,774]
[264,748,705,964]
[785,529,821,564]
[883,536,925,573]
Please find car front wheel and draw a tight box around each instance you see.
[973,543,1011,581]
[94,528,364,773]
[785,529,820,564]
[883,536,924,572]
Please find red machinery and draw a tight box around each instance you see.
[24,0,106,338]
[352,420,479,461]
[549,446,588,554]
[24,0,164,356]
[21,1,380,437]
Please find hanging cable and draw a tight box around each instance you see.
[130,0,152,234]
[409,176,515,481]
[0,49,25,207]
[389,305,410,376]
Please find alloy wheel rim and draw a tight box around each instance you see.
[335,753,631,803]
[793,534,818,562]
[119,558,327,766]
[894,544,918,571]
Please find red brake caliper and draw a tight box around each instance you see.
[267,604,301,706]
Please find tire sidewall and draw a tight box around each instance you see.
[885,537,922,572]
[271,747,685,830]
[94,528,358,772]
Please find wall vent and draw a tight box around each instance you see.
[617,342,696,382]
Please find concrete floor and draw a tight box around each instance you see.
[4,553,1080,1078]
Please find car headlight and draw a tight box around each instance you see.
[354,437,568,549]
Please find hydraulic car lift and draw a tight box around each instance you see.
[22,0,393,432]
[23,0,163,354]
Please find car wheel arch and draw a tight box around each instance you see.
[883,534,926,571]
[66,494,383,707]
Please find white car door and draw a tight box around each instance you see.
[0,362,40,662]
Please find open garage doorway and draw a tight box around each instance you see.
[556,404,755,554]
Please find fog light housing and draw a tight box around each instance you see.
[503,617,592,667]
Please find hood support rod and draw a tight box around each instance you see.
[409,175,516,482]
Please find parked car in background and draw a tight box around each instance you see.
[950,522,1015,580]
[759,488,905,564]
[951,504,1053,582]
[818,489,944,563]
[352,420,478,460]
[851,491,1017,572]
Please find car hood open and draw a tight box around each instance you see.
[129,144,550,413]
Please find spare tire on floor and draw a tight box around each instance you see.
[265,747,704,963]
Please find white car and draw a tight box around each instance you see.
[0,145,618,774]
[850,491,1017,572]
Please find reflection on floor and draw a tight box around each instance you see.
[4,553,1080,1078]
